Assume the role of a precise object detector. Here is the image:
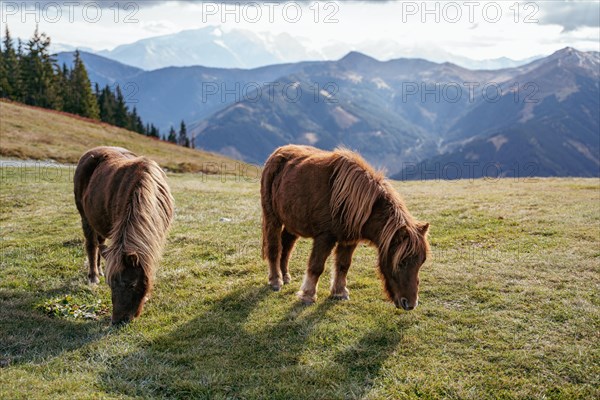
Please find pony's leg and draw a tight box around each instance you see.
[280,228,298,285]
[97,237,106,277]
[82,219,100,284]
[265,221,284,291]
[298,235,336,304]
[331,243,357,300]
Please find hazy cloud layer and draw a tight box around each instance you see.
[15,1,600,32]
[538,1,600,31]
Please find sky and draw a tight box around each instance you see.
[1,0,599,61]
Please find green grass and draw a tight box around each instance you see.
[1,168,599,399]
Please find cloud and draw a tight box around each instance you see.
[16,0,385,9]
[537,2,600,31]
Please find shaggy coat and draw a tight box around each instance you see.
[74,147,174,324]
[261,145,429,309]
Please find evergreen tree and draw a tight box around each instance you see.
[20,26,60,108]
[2,26,160,141]
[1,26,21,100]
[15,39,23,100]
[129,107,145,134]
[55,63,70,110]
[167,126,177,143]
[178,120,190,147]
[113,85,129,128]
[65,50,99,119]
[98,85,115,124]
[150,124,160,138]
[0,40,6,97]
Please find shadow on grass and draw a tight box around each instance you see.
[100,285,405,399]
[0,286,108,367]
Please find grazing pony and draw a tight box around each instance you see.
[261,145,429,310]
[74,147,174,324]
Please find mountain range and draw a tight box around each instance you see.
[57,47,600,178]
[65,26,539,71]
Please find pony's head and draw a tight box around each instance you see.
[106,253,151,325]
[380,222,430,311]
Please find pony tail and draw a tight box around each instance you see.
[260,153,286,259]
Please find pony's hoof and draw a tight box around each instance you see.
[330,293,350,301]
[270,284,282,292]
[269,277,283,291]
[88,276,100,285]
[330,287,349,300]
[297,291,316,305]
[283,274,291,284]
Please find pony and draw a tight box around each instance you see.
[261,145,430,310]
[74,147,174,324]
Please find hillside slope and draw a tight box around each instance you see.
[0,101,242,173]
[193,48,599,177]
[56,51,143,88]
[57,51,316,131]
[396,48,600,179]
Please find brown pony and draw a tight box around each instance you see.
[74,147,174,324]
[261,145,429,310]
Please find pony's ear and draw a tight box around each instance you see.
[417,222,430,235]
[397,225,409,238]
[125,253,140,268]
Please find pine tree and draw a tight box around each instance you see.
[2,26,160,140]
[178,120,190,147]
[20,26,60,108]
[145,123,160,138]
[15,40,23,101]
[0,40,6,97]
[1,26,21,100]
[65,50,99,119]
[167,126,177,143]
[129,107,145,134]
[98,85,116,124]
[113,85,129,128]
[150,124,160,138]
[55,63,70,110]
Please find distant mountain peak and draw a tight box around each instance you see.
[543,46,600,74]
[555,46,578,55]
[339,51,378,64]
[549,46,598,61]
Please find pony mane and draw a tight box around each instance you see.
[104,159,174,286]
[377,183,430,271]
[329,148,428,269]
[330,148,386,239]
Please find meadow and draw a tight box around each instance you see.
[0,101,240,173]
[0,162,598,399]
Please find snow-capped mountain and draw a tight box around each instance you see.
[96,27,323,70]
[93,26,539,71]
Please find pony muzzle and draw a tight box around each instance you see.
[395,297,418,311]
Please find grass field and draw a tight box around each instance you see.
[1,161,598,399]
[0,101,243,173]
